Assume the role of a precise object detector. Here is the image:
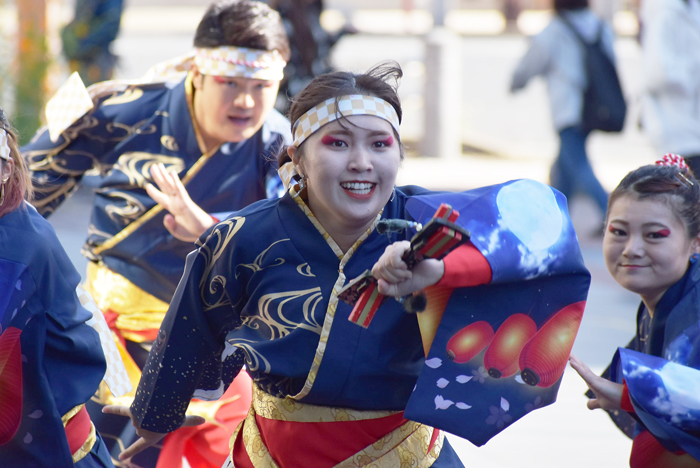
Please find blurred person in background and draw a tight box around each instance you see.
[22,1,291,466]
[510,0,616,226]
[61,0,124,86]
[638,0,700,176]
[266,0,351,110]
[0,108,115,467]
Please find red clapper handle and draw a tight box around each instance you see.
[343,204,469,328]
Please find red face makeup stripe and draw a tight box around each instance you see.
[655,229,671,237]
[321,135,342,145]
[383,136,394,146]
[212,75,228,84]
[607,224,617,233]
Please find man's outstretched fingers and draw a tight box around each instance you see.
[102,405,133,419]
[119,437,155,461]
[182,415,206,427]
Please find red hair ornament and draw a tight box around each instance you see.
[518,301,585,388]
[483,313,537,378]
[655,153,688,170]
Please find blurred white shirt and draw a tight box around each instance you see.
[510,9,616,131]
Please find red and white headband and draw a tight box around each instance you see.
[194,46,286,81]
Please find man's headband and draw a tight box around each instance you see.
[0,130,10,162]
[292,95,401,147]
[194,46,286,81]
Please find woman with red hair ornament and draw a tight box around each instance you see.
[571,155,700,467]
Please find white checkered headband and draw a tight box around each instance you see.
[194,46,286,81]
[292,94,401,148]
[0,130,10,162]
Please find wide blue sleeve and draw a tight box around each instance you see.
[43,309,106,416]
[130,217,248,433]
[21,86,162,217]
[406,179,588,282]
[612,344,700,459]
[403,180,591,447]
[0,258,26,329]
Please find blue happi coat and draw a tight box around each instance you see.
[0,203,112,467]
[130,181,590,460]
[610,255,700,460]
[22,73,291,302]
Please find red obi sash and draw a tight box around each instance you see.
[64,406,93,458]
[232,386,443,468]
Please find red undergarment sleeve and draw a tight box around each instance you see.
[435,243,492,288]
[629,430,698,468]
[621,380,635,413]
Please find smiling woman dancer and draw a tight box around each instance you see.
[571,155,700,468]
[105,63,588,467]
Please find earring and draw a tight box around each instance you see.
[297,173,307,191]
[0,181,5,207]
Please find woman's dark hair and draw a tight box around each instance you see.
[607,164,700,238]
[193,0,291,61]
[554,0,589,12]
[0,109,33,217]
[278,62,404,167]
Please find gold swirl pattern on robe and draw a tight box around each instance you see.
[109,152,185,187]
[101,88,144,106]
[160,135,179,151]
[103,119,157,142]
[102,190,147,224]
[91,141,220,256]
[288,185,382,400]
[297,263,315,277]
[223,341,272,373]
[197,216,247,311]
[231,384,444,467]
[245,287,324,338]
[29,178,79,214]
[235,239,289,277]
[196,186,382,399]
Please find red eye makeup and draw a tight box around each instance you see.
[654,229,671,237]
[380,136,394,146]
[212,76,230,84]
[321,135,343,145]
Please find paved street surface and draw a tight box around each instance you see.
[44,6,650,466]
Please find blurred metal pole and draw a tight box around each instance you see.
[432,0,446,26]
[503,0,521,33]
[422,0,462,159]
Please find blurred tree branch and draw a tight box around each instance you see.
[16,0,49,145]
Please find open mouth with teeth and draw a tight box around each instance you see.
[341,182,376,199]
